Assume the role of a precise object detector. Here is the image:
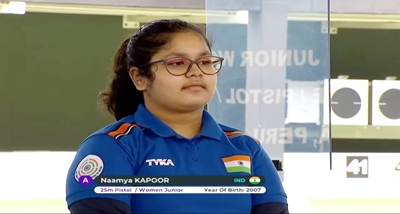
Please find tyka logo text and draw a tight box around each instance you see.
[146,159,175,166]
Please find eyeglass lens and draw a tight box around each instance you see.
[164,56,222,75]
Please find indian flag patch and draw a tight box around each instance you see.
[222,155,251,174]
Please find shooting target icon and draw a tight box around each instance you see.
[371,80,400,125]
[324,79,369,125]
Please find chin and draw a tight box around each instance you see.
[181,100,209,110]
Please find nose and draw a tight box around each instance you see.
[186,62,203,77]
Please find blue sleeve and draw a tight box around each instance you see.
[251,144,287,206]
[66,134,135,209]
[251,202,289,214]
[69,198,131,214]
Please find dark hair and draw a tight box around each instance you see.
[100,19,212,121]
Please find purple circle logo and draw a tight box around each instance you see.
[78,175,93,185]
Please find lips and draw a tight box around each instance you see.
[183,82,205,89]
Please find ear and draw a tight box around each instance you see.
[129,67,148,91]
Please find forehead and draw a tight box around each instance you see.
[156,31,210,58]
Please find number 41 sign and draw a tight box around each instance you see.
[346,156,369,178]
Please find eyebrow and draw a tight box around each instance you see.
[163,51,212,58]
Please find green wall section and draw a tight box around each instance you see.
[0,13,134,151]
[330,28,400,80]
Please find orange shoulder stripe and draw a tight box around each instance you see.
[224,131,244,137]
[224,130,260,144]
[108,123,139,139]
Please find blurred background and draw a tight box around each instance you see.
[0,0,400,213]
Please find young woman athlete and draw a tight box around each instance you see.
[66,19,288,214]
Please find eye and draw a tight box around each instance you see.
[199,57,222,68]
[199,57,214,65]
[166,58,189,66]
[199,60,212,65]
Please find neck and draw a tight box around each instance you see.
[145,103,204,139]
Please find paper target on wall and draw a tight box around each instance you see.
[371,80,400,126]
[285,80,321,124]
[323,79,369,125]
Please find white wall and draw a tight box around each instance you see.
[0,151,74,200]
